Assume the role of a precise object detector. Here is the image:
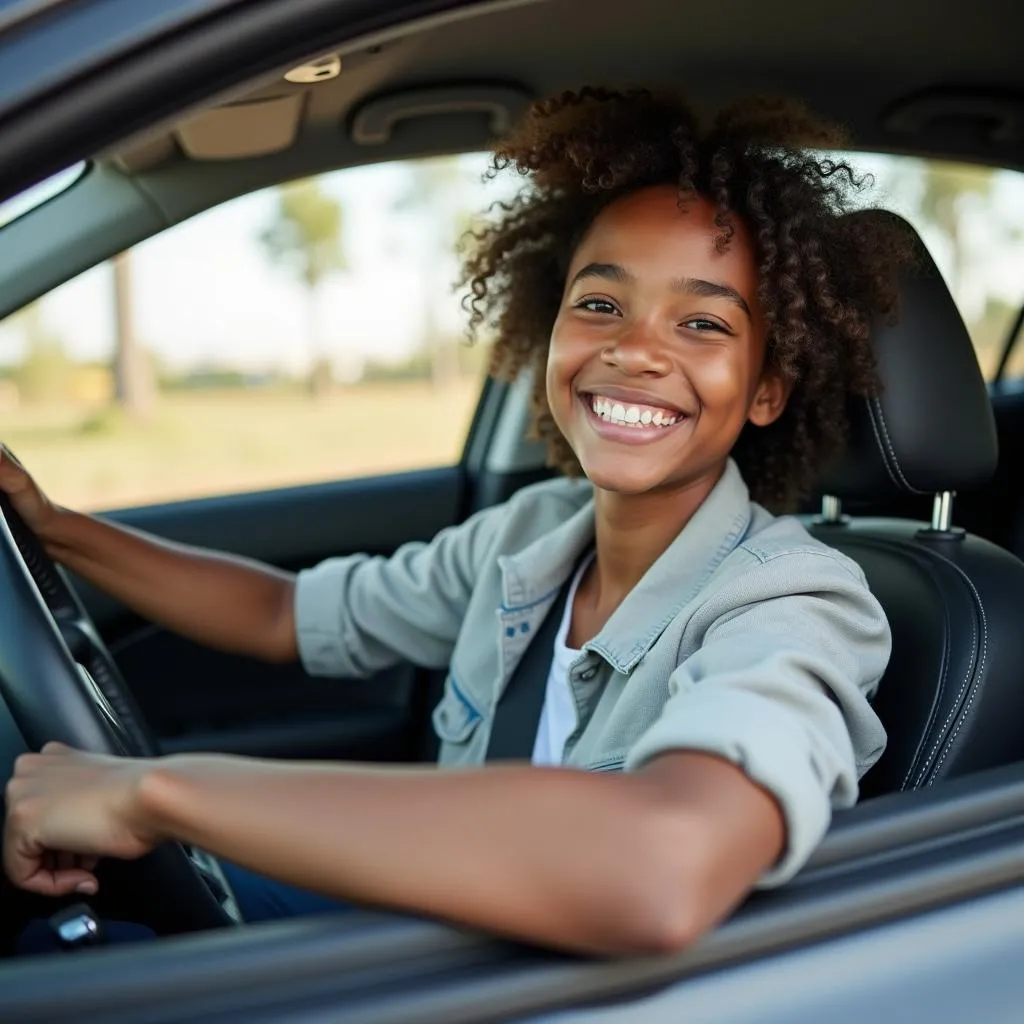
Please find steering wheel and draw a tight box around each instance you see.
[0,492,240,933]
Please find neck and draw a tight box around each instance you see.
[590,463,726,604]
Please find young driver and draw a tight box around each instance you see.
[1,88,909,954]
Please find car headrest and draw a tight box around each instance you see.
[818,209,998,503]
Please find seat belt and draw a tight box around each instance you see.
[485,577,573,762]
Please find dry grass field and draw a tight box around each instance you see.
[0,378,483,511]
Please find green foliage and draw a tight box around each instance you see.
[361,338,490,383]
[77,405,127,436]
[878,159,1022,376]
[14,342,76,403]
[915,163,996,238]
[362,350,434,383]
[9,303,76,403]
[881,160,1011,296]
[392,158,484,389]
[259,179,346,289]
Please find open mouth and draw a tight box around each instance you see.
[584,393,687,430]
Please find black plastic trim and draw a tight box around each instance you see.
[159,708,409,759]
[102,464,462,552]
[470,465,553,515]
[461,375,515,512]
[457,372,502,516]
[461,374,502,475]
[993,299,1024,382]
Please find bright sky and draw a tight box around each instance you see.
[0,152,1022,374]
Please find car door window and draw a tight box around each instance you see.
[0,154,505,511]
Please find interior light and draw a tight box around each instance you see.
[284,54,342,84]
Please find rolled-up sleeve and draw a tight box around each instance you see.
[624,550,890,887]
[294,501,506,678]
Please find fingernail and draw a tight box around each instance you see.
[76,880,97,895]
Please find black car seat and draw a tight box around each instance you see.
[809,210,1024,800]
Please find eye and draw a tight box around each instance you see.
[574,296,621,316]
[682,317,733,335]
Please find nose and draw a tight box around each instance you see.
[600,322,672,377]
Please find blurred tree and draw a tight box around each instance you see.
[912,163,993,298]
[112,250,156,419]
[881,161,1018,307]
[10,301,76,404]
[394,159,478,390]
[259,179,346,396]
[880,160,1022,374]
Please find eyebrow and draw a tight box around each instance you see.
[571,262,752,320]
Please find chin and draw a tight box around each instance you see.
[580,462,667,496]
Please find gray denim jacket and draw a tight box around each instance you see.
[295,459,889,885]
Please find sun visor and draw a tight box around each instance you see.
[177,94,303,160]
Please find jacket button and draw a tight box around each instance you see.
[579,666,598,681]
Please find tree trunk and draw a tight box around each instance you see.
[429,336,460,392]
[112,251,155,418]
[422,267,458,391]
[305,285,333,397]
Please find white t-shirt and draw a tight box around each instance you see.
[531,553,595,767]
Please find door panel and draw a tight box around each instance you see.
[78,466,466,763]
[111,628,417,763]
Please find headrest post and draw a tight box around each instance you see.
[819,495,843,524]
[931,491,955,532]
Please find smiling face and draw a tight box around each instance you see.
[546,185,789,499]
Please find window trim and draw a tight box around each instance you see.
[0,161,88,229]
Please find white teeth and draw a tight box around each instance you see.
[589,395,681,429]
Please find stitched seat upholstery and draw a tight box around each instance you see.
[807,211,1024,799]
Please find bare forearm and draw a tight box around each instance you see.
[139,753,783,954]
[43,510,297,662]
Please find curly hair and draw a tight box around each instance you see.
[459,88,914,511]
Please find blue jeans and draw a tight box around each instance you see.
[219,862,350,922]
[16,863,349,953]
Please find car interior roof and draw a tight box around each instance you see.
[114,0,1023,172]
[1,0,1022,320]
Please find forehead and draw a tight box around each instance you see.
[570,185,759,293]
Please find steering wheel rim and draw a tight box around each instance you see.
[0,494,239,933]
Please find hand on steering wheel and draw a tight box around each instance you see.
[0,444,237,932]
[0,445,57,539]
[5,742,159,897]
[0,444,159,756]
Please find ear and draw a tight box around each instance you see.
[747,368,791,428]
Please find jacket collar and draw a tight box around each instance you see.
[500,459,753,673]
